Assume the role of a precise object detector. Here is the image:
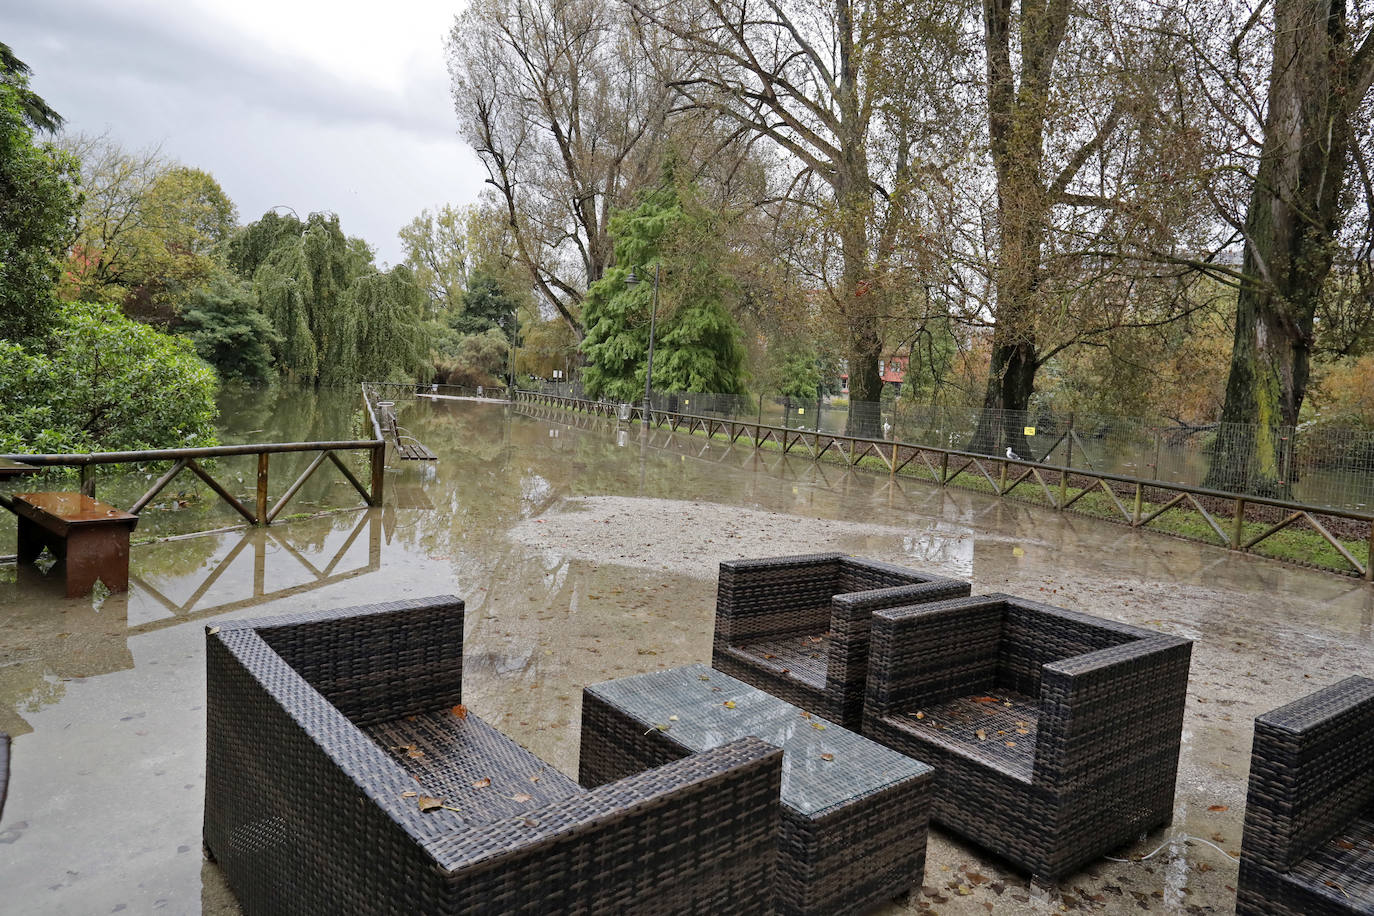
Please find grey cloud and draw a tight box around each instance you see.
[4,0,456,141]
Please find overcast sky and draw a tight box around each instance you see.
[2,0,486,266]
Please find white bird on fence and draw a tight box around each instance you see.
[1006,446,1023,461]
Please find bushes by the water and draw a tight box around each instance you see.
[0,300,219,454]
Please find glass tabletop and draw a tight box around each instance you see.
[586,663,932,817]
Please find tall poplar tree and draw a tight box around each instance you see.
[1207,0,1374,492]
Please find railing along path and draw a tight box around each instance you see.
[516,390,1374,581]
[0,387,387,527]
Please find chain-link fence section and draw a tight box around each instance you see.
[530,382,1374,513]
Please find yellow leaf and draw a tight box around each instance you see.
[510,793,533,803]
[811,721,826,731]
[723,700,736,709]
[668,715,679,721]
[819,753,834,761]
[472,777,491,789]
[1005,741,1016,747]
[452,704,469,720]
[407,748,425,759]
[915,711,925,720]
[401,791,417,798]
[976,729,987,740]
[418,796,444,812]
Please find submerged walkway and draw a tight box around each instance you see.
[0,397,1370,914]
[417,393,511,405]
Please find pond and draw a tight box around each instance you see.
[1,388,1372,914]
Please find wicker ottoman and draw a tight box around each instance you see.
[580,663,932,916]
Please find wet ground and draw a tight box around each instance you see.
[1,395,1371,914]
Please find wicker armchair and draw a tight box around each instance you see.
[862,593,1192,881]
[1237,676,1374,915]
[204,596,784,915]
[712,553,970,727]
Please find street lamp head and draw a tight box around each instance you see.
[625,269,640,287]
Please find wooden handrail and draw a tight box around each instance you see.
[0,439,382,467]
[1,389,388,527]
[516,389,1374,580]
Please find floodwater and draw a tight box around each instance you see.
[1,391,1372,914]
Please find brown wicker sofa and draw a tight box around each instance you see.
[712,552,970,727]
[862,593,1192,880]
[1237,675,1374,915]
[204,596,784,915]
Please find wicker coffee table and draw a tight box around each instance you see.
[580,663,932,916]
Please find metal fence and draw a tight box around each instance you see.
[532,382,1374,513]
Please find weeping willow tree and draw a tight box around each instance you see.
[581,182,748,402]
[241,211,429,386]
[351,265,432,383]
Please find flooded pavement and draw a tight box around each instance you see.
[1,395,1371,914]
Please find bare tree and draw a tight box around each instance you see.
[629,0,969,434]
[964,0,1216,457]
[448,0,678,339]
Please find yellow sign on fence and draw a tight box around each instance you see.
[1024,426,1036,436]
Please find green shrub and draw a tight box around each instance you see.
[0,300,219,453]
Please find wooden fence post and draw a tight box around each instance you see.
[80,464,96,498]
[1232,498,1246,549]
[256,453,270,525]
[1366,522,1373,581]
[370,443,385,506]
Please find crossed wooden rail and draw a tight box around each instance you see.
[0,437,385,527]
[516,390,1374,581]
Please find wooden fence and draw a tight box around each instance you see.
[516,391,1374,581]
[1,386,386,527]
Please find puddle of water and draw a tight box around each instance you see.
[0,394,1370,914]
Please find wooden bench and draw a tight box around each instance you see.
[12,492,139,598]
[376,400,437,460]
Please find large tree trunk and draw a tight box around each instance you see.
[971,0,1063,457]
[971,335,1038,459]
[1207,0,1360,494]
[972,175,1046,457]
[834,0,883,440]
[839,184,883,438]
[846,320,884,437]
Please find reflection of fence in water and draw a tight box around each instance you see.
[127,511,381,634]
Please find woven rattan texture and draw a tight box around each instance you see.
[205,597,784,915]
[580,663,931,916]
[863,593,1192,880]
[1237,675,1374,915]
[365,711,582,824]
[0,732,8,820]
[885,690,1039,781]
[712,553,970,728]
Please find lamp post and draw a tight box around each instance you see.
[625,264,660,428]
